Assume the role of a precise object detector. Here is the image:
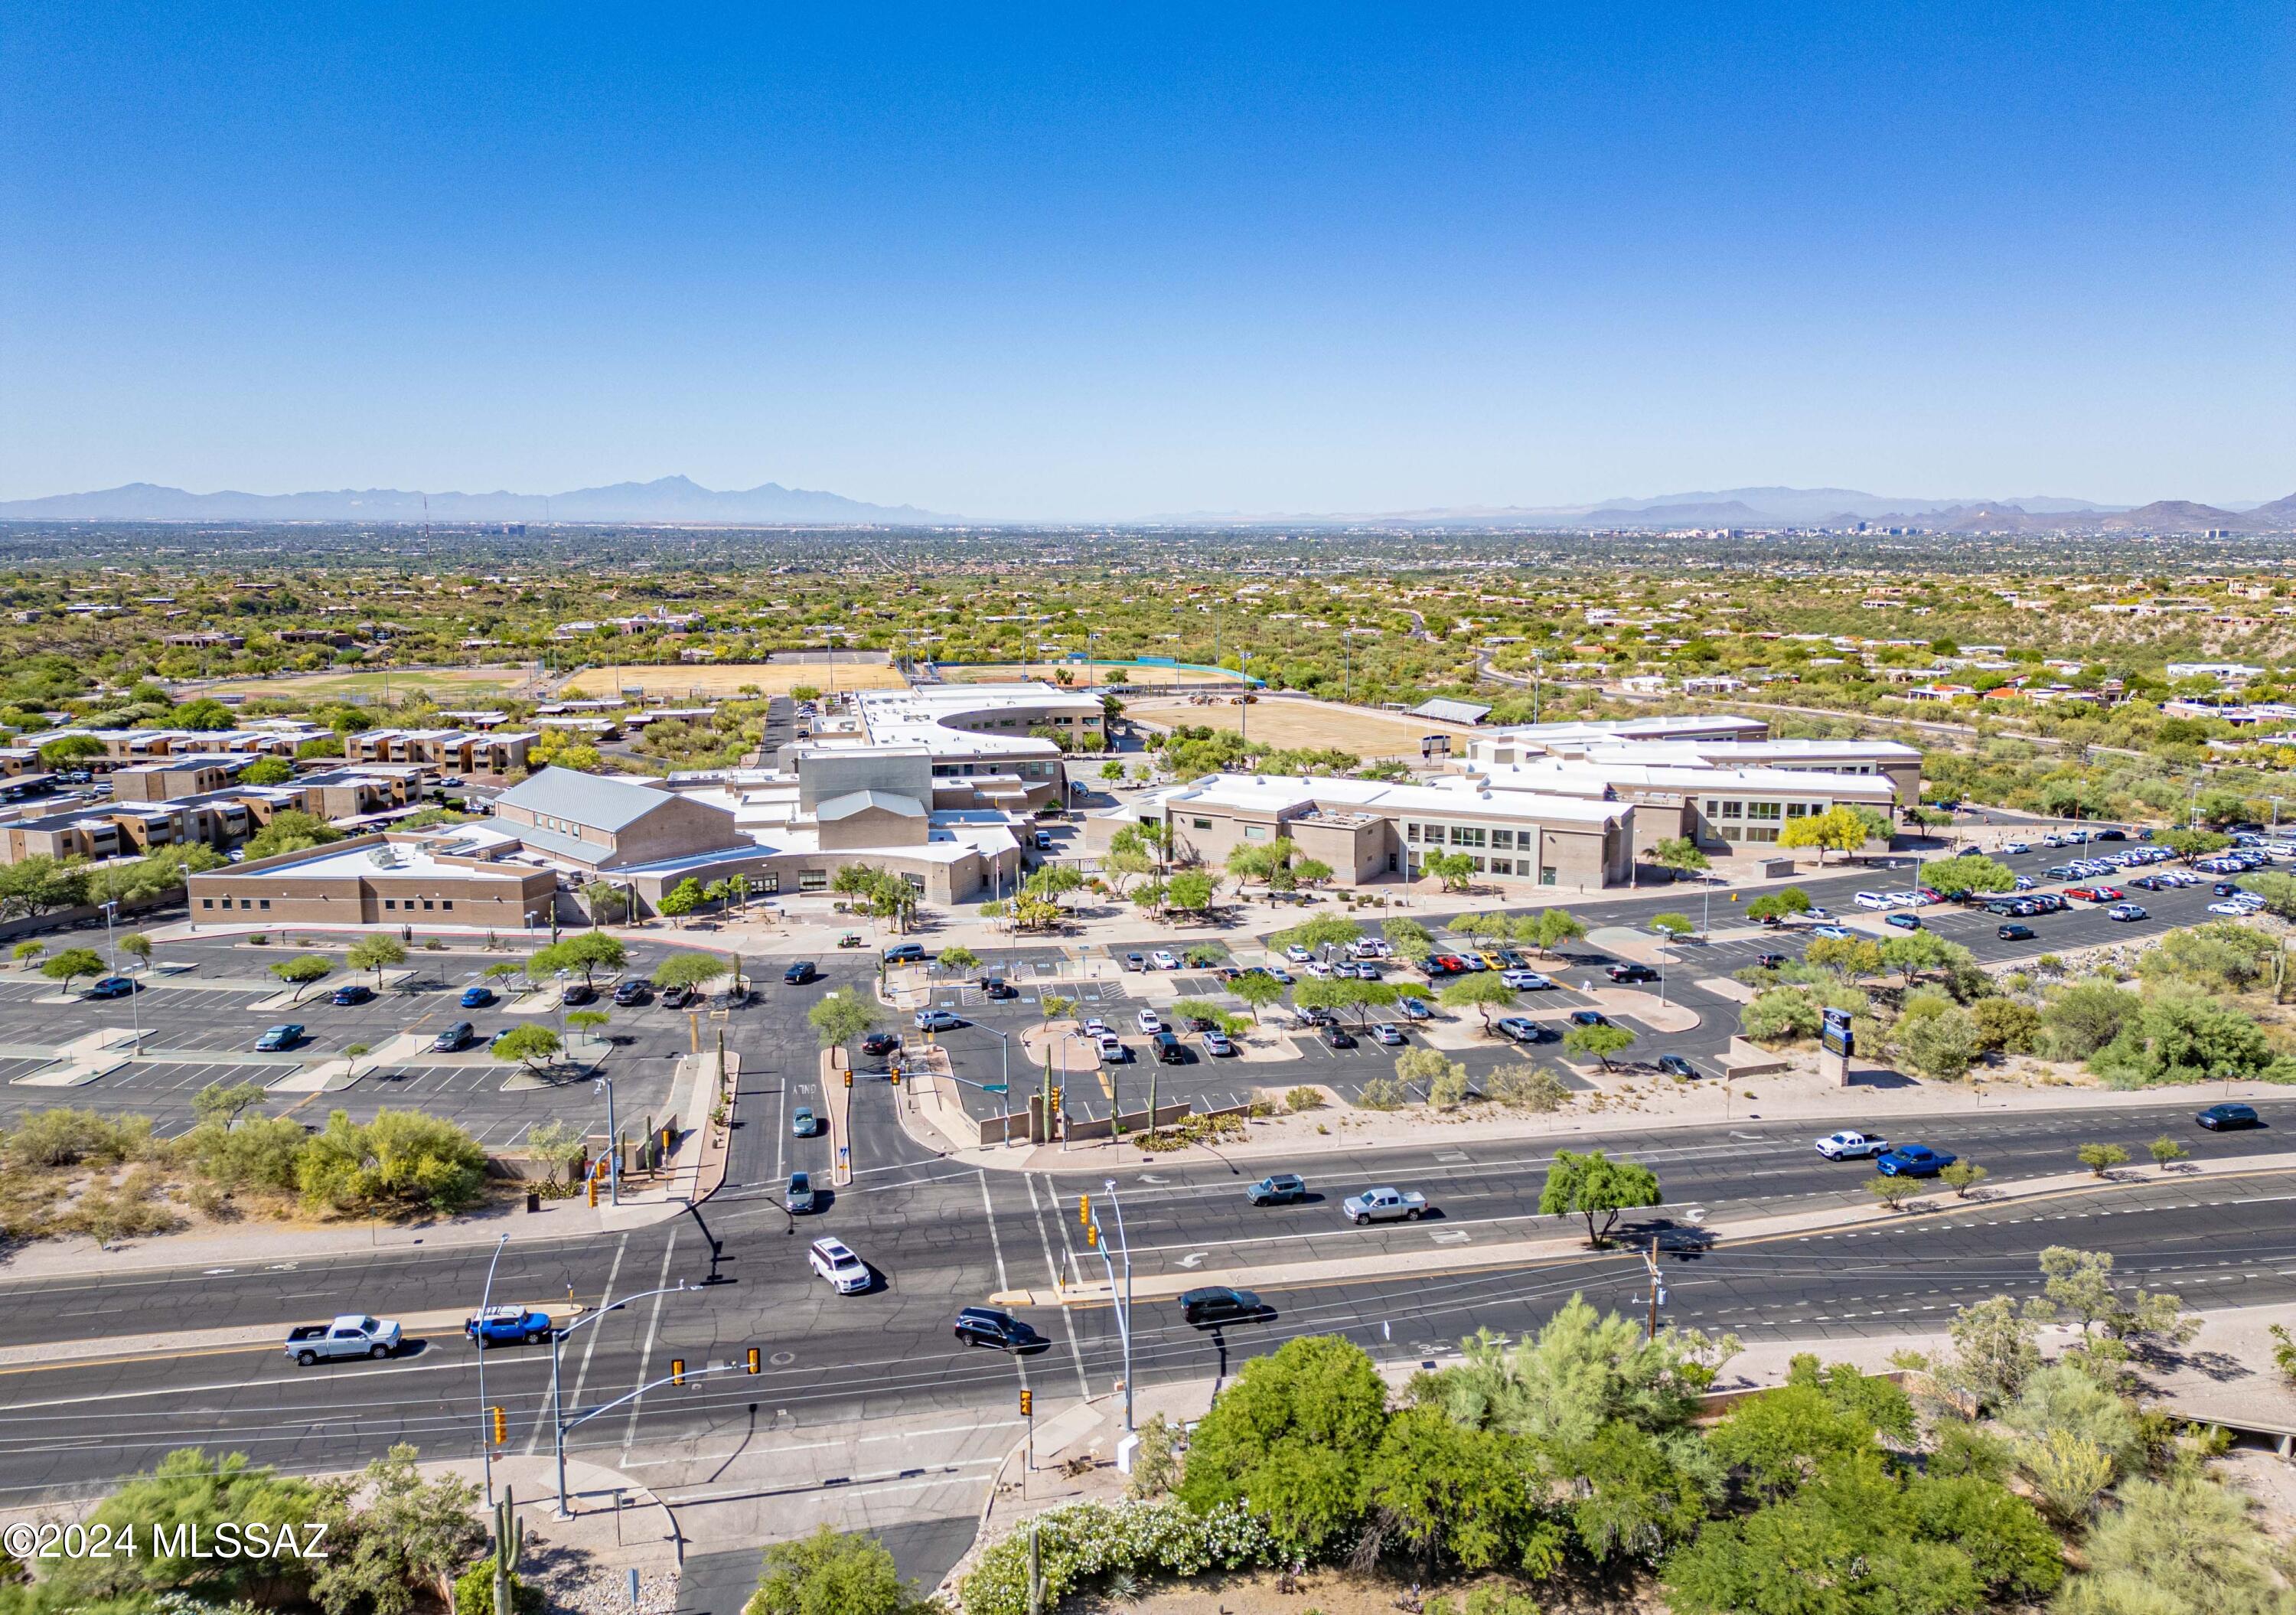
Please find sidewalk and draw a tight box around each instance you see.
[989,1148,2296,1310]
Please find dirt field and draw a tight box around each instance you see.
[1128,694,1475,758]
[191,667,530,702]
[566,661,909,699]
[936,661,1247,687]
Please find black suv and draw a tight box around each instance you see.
[559,982,596,1007]
[953,1307,1045,1352]
[783,961,819,985]
[977,978,1017,1000]
[2197,1102,2261,1131]
[1181,1287,1266,1327]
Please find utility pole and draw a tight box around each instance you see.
[1642,1233,1665,1340]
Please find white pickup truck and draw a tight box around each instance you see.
[1342,1186,1430,1225]
[285,1313,402,1365]
[1815,1130,1890,1160]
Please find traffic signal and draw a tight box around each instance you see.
[1078,1194,1091,1227]
[1019,1388,1032,1417]
[1085,1222,1098,1248]
[889,1066,901,1085]
[488,1406,507,1445]
[587,1174,598,1206]
[745,1346,761,1375]
[843,1069,852,1088]
[670,1358,687,1387]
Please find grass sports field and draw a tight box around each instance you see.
[936,661,1247,686]
[1127,694,1472,757]
[566,661,911,699]
[192,667,529,702]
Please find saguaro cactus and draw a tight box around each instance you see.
[492,1486,524,1615]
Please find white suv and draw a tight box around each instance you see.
[1854,891,1890,909]
[807,1238,870,1294]
[1135,1008,1164,1034]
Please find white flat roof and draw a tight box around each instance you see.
[1131,772,1627,826]
[1450,760,1896,801]
[850,683,1093,758]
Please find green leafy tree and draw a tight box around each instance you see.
[2153,827,2232,863]
[1649,912,1694,939]
[1650,836,1711,881]
[657,876,704,926]
[310,1444,488,1615]
[1229,969,1287,1023]
[1178,1334,1390,1556]
[1917,854,2017,899]
[1561,1020,1636,1070]
[1165,868,1215,913]
[2234,869,2296,918]
[1421,1294,1734,1445]
[1381,917,1435,965]
[1363,1405,1532,1577]
[1936,1160,1989,1199]
[117,931,154,967]
[2076,1141,2130,1176]
[1439,971,1518,1028]
[2041,977,2143,1059]
[1273,914,1364,955]
[1741,984,1823,1043]
[1538,1149,1662,1246]
[807,989,879,1056]
[240,756,295,786]
[744,1525,925,1615]
[1422,850,1478,891]
[1894,1003,1978,1081]
[191,1081,269,1131]
[1805,935,1885,978]
[0,853,90,917]
[294,1108,488,1215]
[1970,997,2039,1054]
[36,732,106,769]
[489,1024,560,1075]
[1532,907,1587,956]
[652,952,732,994]
[41,946,106,993]
[346,933,407,986]
[243,808,343,861]
[2090,989,2295,1088]
[529,931,626,987]
[269,953,335,1001]
[1867,1173,1923,1212]
[11,938,44,969]
[2147,1134,2190,1171]
[1746,886,1813,923]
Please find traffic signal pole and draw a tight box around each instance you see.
[541,1282,690,1517]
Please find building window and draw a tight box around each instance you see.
[758,874,780,893]
[383,899,396,909]
[1540,866,1558,886]
[1192,817,1212,830]
[1720,801,1744,819]
[1450,825,1486,848]
[1746,801,1782,822]
[1785,801,1815,818]
[1740,825,1782,843]
[440,900,453,912]
[1492,828,1515,849]
[799,871,827,892]
[1243,825,1268,841]
[219,897,232,910]
[258,899,270,910]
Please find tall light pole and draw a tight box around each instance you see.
[546,1281,687,1515]
[476,1232,509,1506]
[600,1075,620,1206]
[1087,1180,1137,1432]
[99,899,139,1055]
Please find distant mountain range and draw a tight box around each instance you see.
[3,477,2293,533]
[1155,484,2296,532]
[0,475,946,526]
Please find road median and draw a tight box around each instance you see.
[996,1148,2296,1311]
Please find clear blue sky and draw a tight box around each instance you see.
[4,3,2291,517]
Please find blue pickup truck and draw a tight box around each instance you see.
[465,1305,555,1347]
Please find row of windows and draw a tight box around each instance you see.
[1403,821,1536,850]
[201,895,460,912]
[1407,851,1561,883]
[1702,798,1824,822]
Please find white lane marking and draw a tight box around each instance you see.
[619,1230,679,1460]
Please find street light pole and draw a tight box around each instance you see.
[547,1282,687,1515]
[476,1232,509,1506]
[602,1075,620,1206]
[1097,1178,1137,1432]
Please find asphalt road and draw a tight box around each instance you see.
[2,1083,2291,1504]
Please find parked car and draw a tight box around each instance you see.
[1998,923,2037,941]
[1180,1286,1265,1326]
[1202,1029,1236,1056]
[85,975,142,999]
[1606,963,1659,984]
[1397,996,1431,1020]
[256,1023,305,1052]
[1246,1173,1309,1206]
[1816,1130,1890,1160]
[913,1009,964,1032]
[330,983,374,1007]
[807,1237,870,1294]
[429,1020,475,1052]
[1153,1031,1186,1062]
[2106,902,2148,922]
[1655,1055,1696,1078]
[1283,945,1313,963]
[1136,1008,1165,1034]
[1884,913,1923,930]
[1096,1034,1131,1062]
[882,943,927,964]
[1370,1023,1405,1046]
[781,961,818,985]
[953,1307,1043,1350]
[1876,1144,1957,1177]
[1324,1026,1357,1049]
[978,978,1017,999]
[660,984,699,1009]
[1570,1010,1609,1028]
[1756,951,1789,968]
[785,1171,817,1214]
[458,984,496,1008]
[1502,970,1554,990]
[1122,952,1146,972]
[2196,1102,2262,1130]
[861,1030,900,1055]
[614,979,654,1005]
[1810,924,1853,939]
[1150,951,1180,971]
[1495,1016,1542,1043]
[559,982,595,1007]
[1342,1186,1430,1224]
[465,1306,553,1347]
[1854,891,1890,909]
[791,1107,820,1137]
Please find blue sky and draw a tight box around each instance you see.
[3,3,2291,517]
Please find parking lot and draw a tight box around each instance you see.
[0,935,726,1147]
